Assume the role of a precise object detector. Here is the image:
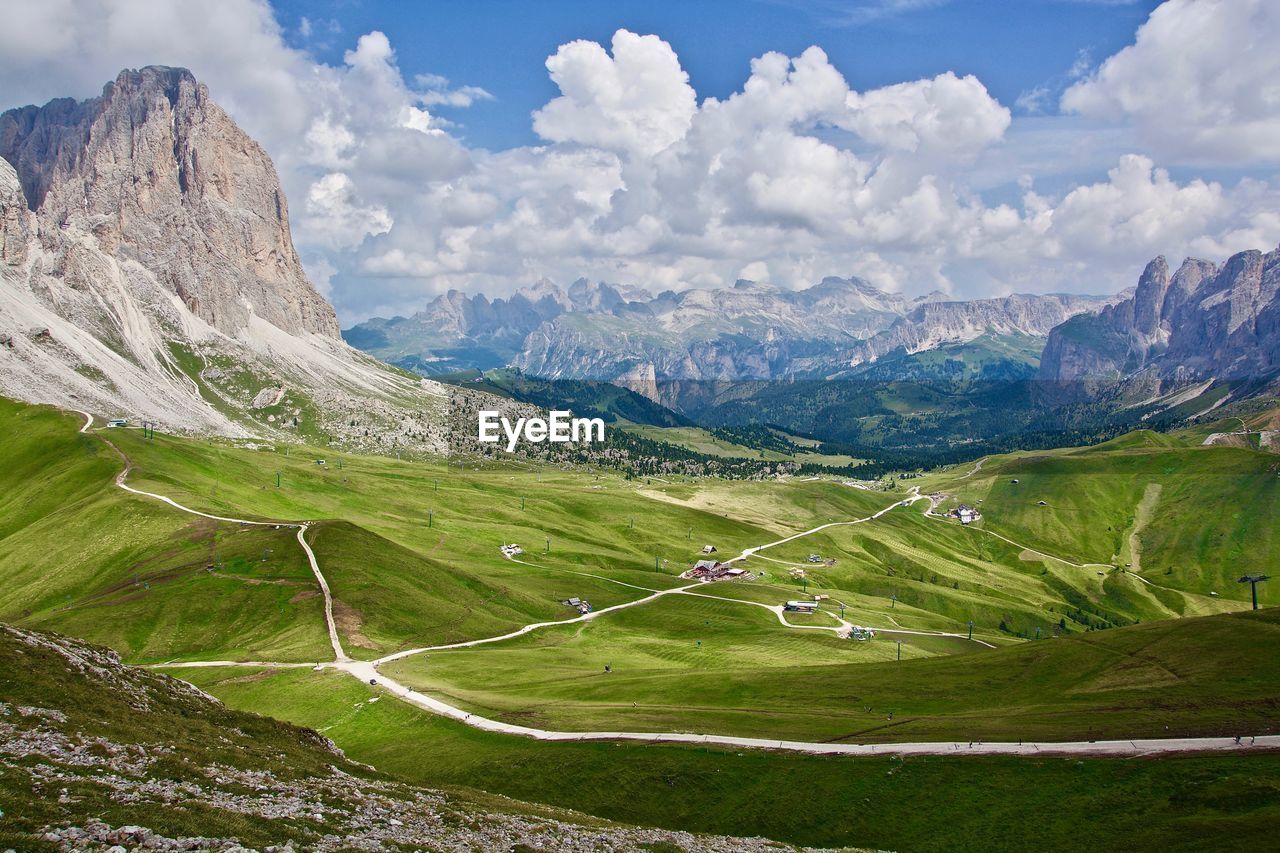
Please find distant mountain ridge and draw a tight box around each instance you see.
[832,292,1128,375]
[347,275,1120,382]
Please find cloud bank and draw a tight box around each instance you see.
[1,0,1277,322]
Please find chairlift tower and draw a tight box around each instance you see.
[1239,574,1270,610]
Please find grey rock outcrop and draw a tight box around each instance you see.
[1,66,339,339]
[1039,246,1280,402]
[0,158,30,265]
[0,67,444,450]
[836,292,1124,372]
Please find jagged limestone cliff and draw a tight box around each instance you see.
[0,67,445,451]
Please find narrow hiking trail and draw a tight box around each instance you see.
[92,420,350,664]
[76,413,1272,758]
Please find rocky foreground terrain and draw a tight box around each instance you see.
[0,624,820,852]
[0,67,447,453]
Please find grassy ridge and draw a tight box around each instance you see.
[932,431,1280,611]
[0,401,331,662]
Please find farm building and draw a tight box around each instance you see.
[701,545,718,554]
[684,559,722,579]
[950,504,981,525]
[682,560,751,582]
[784,600,818,613]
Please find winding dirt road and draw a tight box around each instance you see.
[83,413,1270,758]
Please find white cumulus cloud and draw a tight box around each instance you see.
[1062,0,1280,164]
[532,30,697,157]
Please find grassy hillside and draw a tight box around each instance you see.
[178,660,1280,852]
[0,401,331,662]
[5,396,1280,849]
[1,395,1264,663]
[931,431,1280,611]
[387,606,1280,743]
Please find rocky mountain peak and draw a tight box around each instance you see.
[1,68,443,449]
[1133,255,1170,337]
[0,65,339,339]
[1164,257,1217,322]
[1039,245,1280,400]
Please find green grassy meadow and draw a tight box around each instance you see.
[385,606,1280,743]
[173,662,1280,851]
[929,428,1280,614]
[5,396,1280,848]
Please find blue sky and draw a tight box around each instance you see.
[272,0,1162,152]
[1,0,1277,322]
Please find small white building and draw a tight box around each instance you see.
[784,600,818,613]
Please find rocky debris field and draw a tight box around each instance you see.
[0,625,818,852]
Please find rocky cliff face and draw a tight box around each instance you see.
[1,66,338,339]
[0,68,444,450]
[1038,246,1280,405]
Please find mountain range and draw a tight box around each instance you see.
[0,67,446,453]
[3,65,1278,458]
[346,276,1123,383]
[348,244,1280,430]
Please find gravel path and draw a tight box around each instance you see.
[86,412,1269,758]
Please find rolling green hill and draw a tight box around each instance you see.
[931,430,1280,610]
[387,605,1280,743]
